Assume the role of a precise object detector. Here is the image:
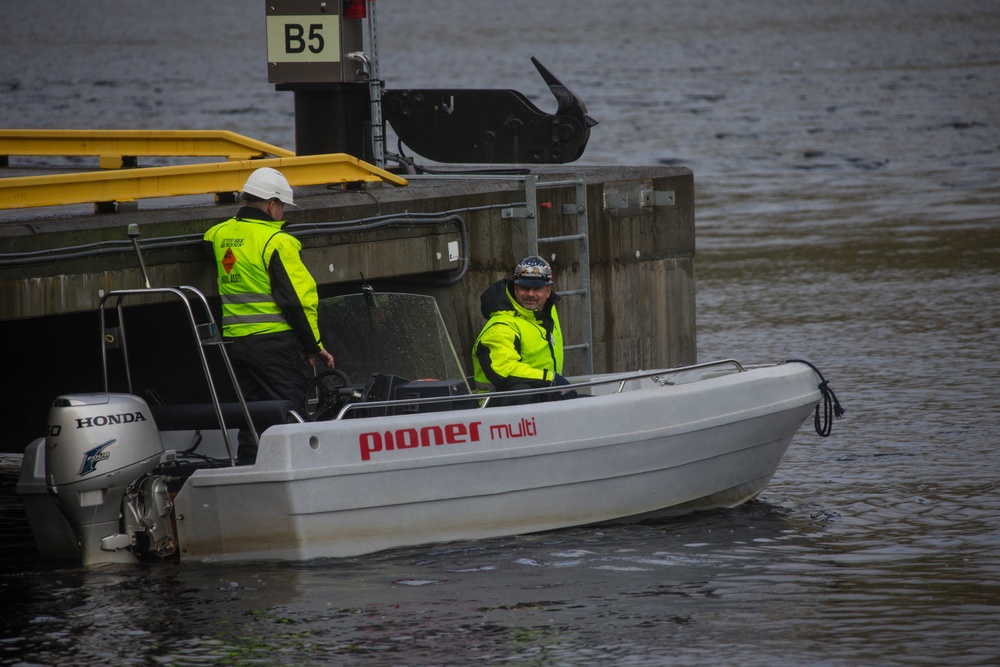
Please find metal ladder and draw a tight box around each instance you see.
[503,174,593,375]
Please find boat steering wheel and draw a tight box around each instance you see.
[304,369,356,421]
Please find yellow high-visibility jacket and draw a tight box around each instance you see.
[203,208,325,354]
[472,280,563,392]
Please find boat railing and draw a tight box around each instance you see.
[333,359,745,419]
[99,285,255,466]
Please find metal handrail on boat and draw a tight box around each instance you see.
[98,285,255,467]
[333,359,745,419]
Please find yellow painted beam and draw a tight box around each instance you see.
[0,154,407,210]
[0,129,295,161]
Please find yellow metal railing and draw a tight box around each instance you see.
[0,129,295,168]
[0,154,407,210]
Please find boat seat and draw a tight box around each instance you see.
[150,400,298,433]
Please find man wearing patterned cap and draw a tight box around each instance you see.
[472,255,574,401]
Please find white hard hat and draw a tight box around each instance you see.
[242,167,295,206]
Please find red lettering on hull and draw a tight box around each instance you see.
[358,417,535,461]
[488,417,537,440]
[360,421,484,461]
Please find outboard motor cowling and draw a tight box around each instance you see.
[44,393,165,564]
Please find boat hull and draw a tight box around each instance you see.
[173,363,819,562]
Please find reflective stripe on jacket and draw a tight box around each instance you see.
[472,280,563,392]
[203,210,324,353]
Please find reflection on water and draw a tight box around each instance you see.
[3,0,1000,665]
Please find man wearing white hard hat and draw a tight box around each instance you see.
[204,167,334,463]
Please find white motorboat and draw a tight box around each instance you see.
[17,286,842,565]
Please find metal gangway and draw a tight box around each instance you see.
[0,130,407,211]
[0,129,295,168]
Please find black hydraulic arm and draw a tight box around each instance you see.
[383,57,598,164]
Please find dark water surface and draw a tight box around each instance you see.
[2,1,999,665]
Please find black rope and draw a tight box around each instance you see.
[782,359,845,437]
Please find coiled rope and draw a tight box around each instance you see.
[782,359,845,437]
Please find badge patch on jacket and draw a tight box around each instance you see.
[222,248,237,274]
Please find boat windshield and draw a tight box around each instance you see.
[317,293,469,391]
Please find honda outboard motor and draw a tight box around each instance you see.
[43,393,166,564]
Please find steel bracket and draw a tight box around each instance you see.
[501,206,534,219]
[603,180,676,217]
[640,189,676,207]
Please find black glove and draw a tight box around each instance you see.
[551,373,578,399]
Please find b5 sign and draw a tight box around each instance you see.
[266,16,340,65]
[265,1,364,84]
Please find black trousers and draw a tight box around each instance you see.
[226,331,310,462]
